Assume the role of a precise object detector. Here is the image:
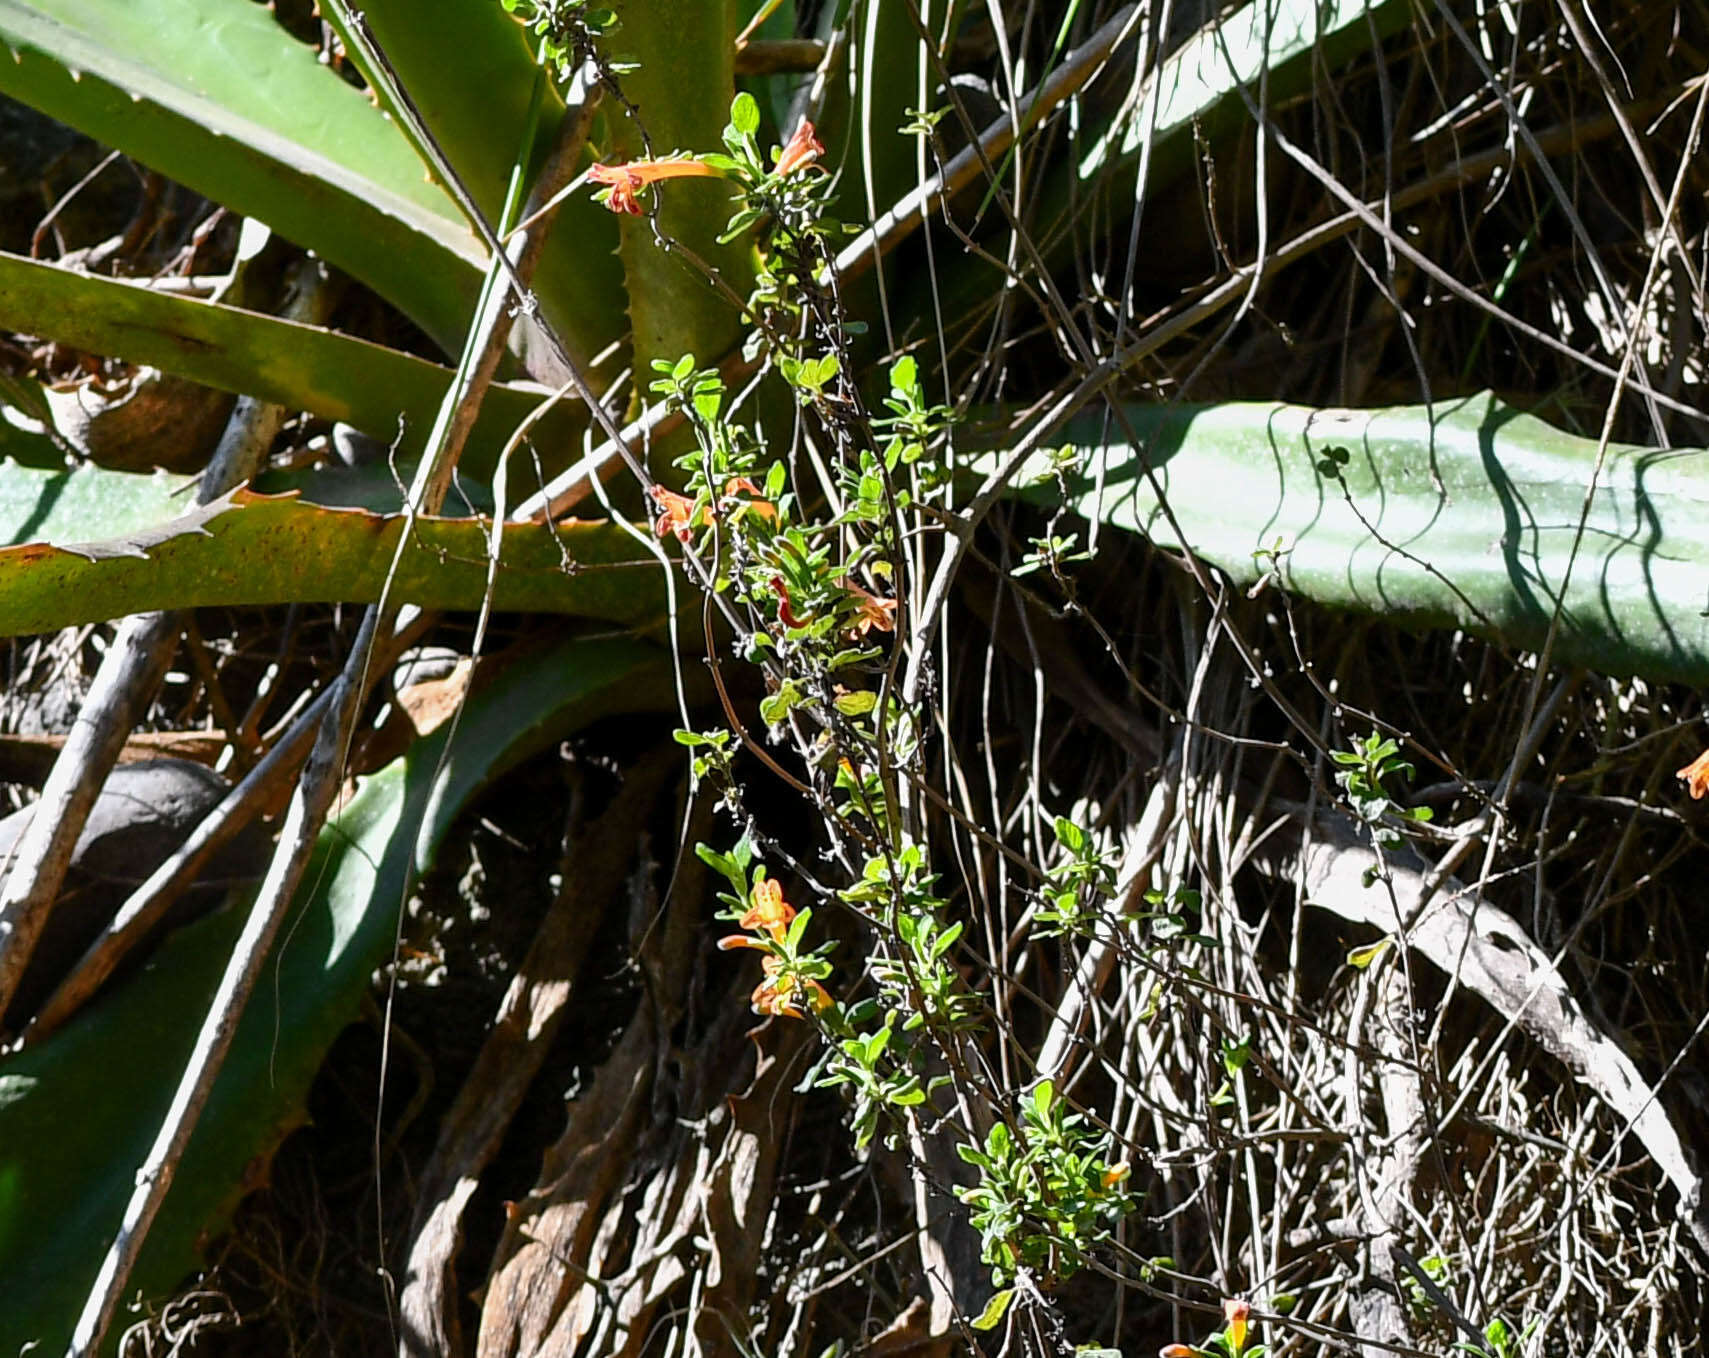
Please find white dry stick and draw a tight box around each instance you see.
[0,612,178,1029]
[22,689,326,1042]
[67,616,375,1355]
[26,605,435,1045]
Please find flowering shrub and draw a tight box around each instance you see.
[593,94,1141,1322]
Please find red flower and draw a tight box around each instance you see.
[588,156,716,214]
[774,121,824,176]
[770,575,808,628]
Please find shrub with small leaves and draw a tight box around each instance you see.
[956,1080,1135,1287]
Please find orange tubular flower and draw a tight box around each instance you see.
[1678,749,1709,799]
[1222,1299,1250,1355]
[1158,1347,1200,1358]
[740,877,795,942]
[649,484,703,542]
[721,877,832,1019]
[721,476,776,524]
[844,581,896,638]
[775,121,825,176]
[588,156,716,214]
[751,956,832,1017]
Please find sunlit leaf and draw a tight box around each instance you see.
[999,393,1709,684]
[0,487,665,636]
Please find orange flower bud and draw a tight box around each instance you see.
[1222,1299,1250,1353]
[775,121,824,176]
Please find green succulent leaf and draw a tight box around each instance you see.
[997,393,1709,684]
[0,0,484,350]
[0,251,578,477]
[0,485,665,637]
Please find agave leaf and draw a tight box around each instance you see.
[1001,392,1709,684]
[0,487,665,636]
[1077,0,1415,180]
[0,462,198,546]
[318,0,626,372]
[320,0,555,236]
[0,636,677,1355]
[915,0,1415,346]
[605,0,750,384]
[0,0,486,350]
[0,251,579,477]
[0,459,517,556]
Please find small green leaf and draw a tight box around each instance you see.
[731,91,760,135]
[834,689,878,717]
[971,1288,1015,1332]
[1346,938,1393,969]
[1221,1034,1252,1075]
